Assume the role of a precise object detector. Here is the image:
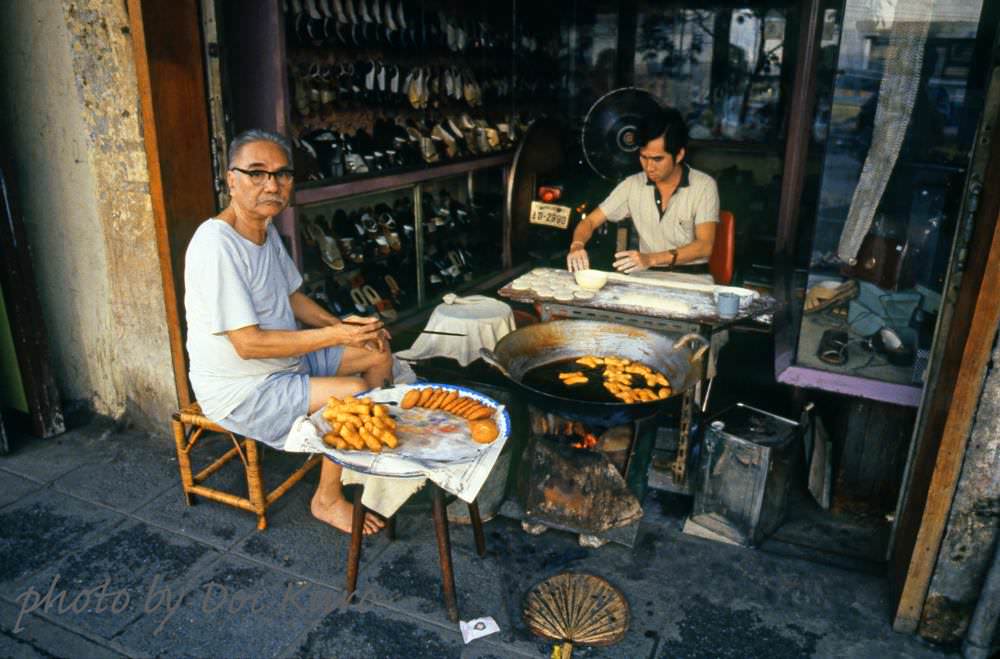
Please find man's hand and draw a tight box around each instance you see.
[340,315,391,353]
[329,316,386,349]
[364,328,392,353]
[613,250,651,274]
[567,243,590,272]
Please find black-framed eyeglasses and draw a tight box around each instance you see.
[230,167,295,186]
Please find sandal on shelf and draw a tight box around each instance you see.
[362,284,397,321]
[349,287,373,315]
[377,212,402,252]
[361,212,380,237]
[804,280,858,314]
[817,329,849,366]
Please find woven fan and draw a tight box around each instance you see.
[523,572,629,659]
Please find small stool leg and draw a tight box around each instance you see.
[467,500,486,557]
[430,483,459,622]
[345,486,365,602]
[171,419,195,506]
[243,439,268,530]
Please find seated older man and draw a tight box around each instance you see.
[184,129,389,535]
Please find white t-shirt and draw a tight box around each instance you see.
[598,166,719,264]
[184,219,303,420]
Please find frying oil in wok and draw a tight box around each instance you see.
[522,358,664,404]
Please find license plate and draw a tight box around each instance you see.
[529,201,572,229]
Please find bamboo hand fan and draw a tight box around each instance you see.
[523,572,629,659]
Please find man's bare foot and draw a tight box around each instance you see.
[311,494,384,535]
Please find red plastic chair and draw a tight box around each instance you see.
[710,210,735,285]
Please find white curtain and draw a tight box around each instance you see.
[837,0,935,264]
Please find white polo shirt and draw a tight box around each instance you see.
[598,165,719,264]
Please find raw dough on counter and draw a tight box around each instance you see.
[614,293,691,314]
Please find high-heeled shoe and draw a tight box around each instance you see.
[375,209,402,251]
[419,136,439,163]
[383,0,397,31]
[395,0,406,29]
[331,0,348,22]
[384,274,405,305]
[431,124,458,159]
[293,72,311,117]
[303,215,345,271]
[304,0,323,19]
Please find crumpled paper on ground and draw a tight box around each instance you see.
[460,617,500,643]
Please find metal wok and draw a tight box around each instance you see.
[480,320,708,428]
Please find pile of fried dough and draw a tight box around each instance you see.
[401,387,499,444]
[321,396,398,452]
[560,355,672,403]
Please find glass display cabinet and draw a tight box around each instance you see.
[775,0,993,406]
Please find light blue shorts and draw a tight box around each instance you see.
[218,346,345,449]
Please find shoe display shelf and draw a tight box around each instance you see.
[218,0,555,331]
[283,0,538,186]
[291,160,509,330]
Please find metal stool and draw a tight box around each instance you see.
[171,403,320,530]
[345,481,486,622]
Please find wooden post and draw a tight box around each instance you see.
[127,0,217,407]
[0,156,64,438]
[891,53,1000,632]
[772,0,823,377]
[892,204,1000,632]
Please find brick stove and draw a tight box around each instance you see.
[500,392,696,548]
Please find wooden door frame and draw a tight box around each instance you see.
[890,62,1000,632]
[0,150,65,439]
[127,0,218,407]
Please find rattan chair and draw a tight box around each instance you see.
[171,403,320,530]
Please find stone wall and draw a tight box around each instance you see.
[920,334,1000,645]
[0,0,176,432]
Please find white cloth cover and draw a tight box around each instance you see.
[396,295,515,365]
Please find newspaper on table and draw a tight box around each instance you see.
[284,383,510,504]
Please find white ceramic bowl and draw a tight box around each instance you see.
[573,269,608,291]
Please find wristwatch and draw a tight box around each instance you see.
[667,249,679,268]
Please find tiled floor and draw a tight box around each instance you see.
[0,417,953,658]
